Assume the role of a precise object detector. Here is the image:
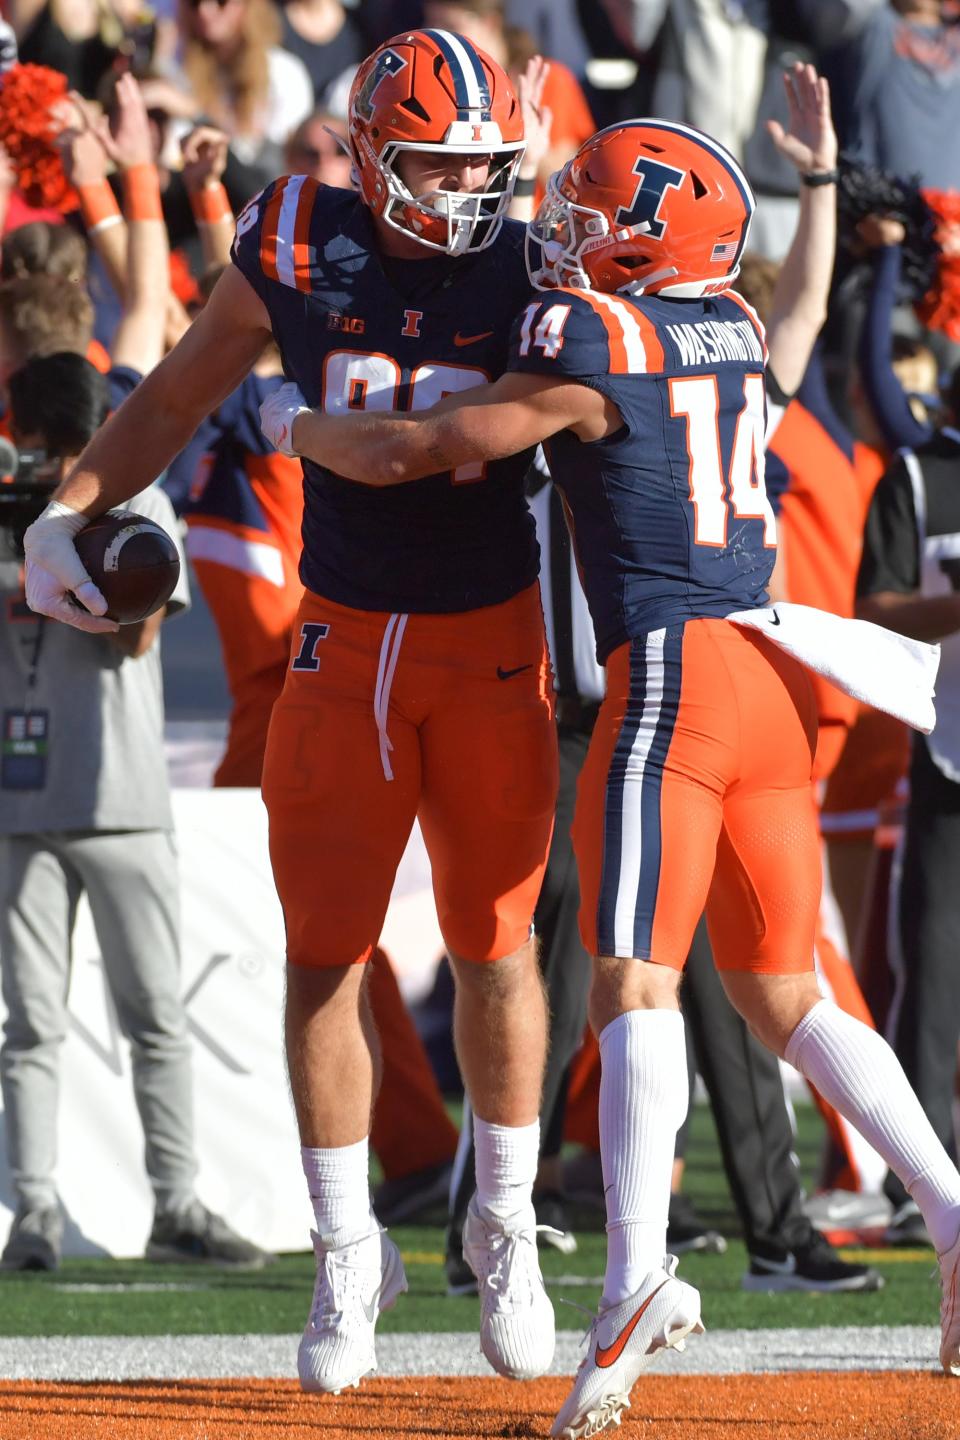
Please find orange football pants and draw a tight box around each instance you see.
[575,618,821,972]
[191,555,302,788]
[262,585,558,968]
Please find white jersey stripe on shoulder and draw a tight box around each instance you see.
[586,292,648,374]
[274,174,307,290]
[612,631,666,955]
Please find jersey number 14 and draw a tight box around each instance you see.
[669,373,776,548]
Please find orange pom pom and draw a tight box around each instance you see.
[916,188,960,343]
[0,64,79,214]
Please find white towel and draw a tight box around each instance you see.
[725,602,940,734]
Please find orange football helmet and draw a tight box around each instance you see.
[526,120,755,298]
[348,29,525,256]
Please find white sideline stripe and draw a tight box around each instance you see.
[0,1328,942,1380]
[186,526,286,587]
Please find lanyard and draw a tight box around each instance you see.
[24,617,46,711]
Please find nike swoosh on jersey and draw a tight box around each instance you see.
[595,1280,669,1369]
[454,330,494,346]
[497,663,533,680]
[771,610,781,625]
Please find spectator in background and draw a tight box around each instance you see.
[175,0,313,183]
[828,1,960,195]
[86,71,266,260]
[0,74,268,1273]
[6,0,161,98]
[507,0,593,78]
[284,109,353,187]
[0,274,96,381]
[0,220,86,284]
[422,0,595,204]
[633,0,770,164]
[277,0,365,109]
[0,224,113,373]
[856,365,960,1246]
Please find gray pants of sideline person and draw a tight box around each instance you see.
[0,829,197,1214]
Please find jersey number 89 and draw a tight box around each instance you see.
[321,350,489,484]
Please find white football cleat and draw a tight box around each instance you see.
[298,1226,407,1394]
[551,1255,703,1438]
[938,1220,960,1377]
[462,1196,556,1380]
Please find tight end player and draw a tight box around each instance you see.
[264,120,960,1438]
[22,29,560,1396]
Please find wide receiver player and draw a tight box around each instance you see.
[267,122,960,1437]
[22,30,559,1395]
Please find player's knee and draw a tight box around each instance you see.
[449,933,541,998]
[285,958,366,1021]
[589,955,680,1034]
[721,970,822,1058]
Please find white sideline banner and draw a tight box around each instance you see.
[0,790,445,1259]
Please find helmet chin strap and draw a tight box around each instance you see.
[619,265,679,295]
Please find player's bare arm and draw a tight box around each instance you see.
[276,372,618,485]
[763,63,838,394]
[856,588,960,643]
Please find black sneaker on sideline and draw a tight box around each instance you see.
[667,1192,727,1256]
[444,1221,478,1296]
[373,1160,453,1226]
[1,1204,63,1271]
[885,1200,932,1248]
[146,1200,272,1269]
[743,1227,884,1293]
[534,1191,578,1255]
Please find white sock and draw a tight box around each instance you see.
[473,1116,539,1223]
[786,1000,960,1251]
[599,1009,688,1308]
[301,1139,374,1240]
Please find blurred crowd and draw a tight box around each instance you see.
[0,0,959,1273]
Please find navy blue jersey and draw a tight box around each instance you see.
[509,286,776,662]
[231,177,538,613]
[166,372,293,523]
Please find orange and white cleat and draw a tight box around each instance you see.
[551,1255,704,1439]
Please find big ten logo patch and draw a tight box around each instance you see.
[327,312,366,335]
[292,622,330,672]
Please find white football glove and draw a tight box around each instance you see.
[23,501,118,634]
[260,382,310,456]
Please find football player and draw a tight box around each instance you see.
[22,30,559,1395]
[268,120,960,1435]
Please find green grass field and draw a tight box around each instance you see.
[0,1102,939,1338]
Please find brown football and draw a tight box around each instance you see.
[74,509,180,624]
